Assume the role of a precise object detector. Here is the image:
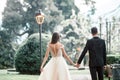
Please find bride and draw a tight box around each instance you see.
[38,32,75,80]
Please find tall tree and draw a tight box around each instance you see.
[54,0,79,19]
[2,0,25,38]
[2,0,65,37]
[1,0,79,68]
[2,0,79,38]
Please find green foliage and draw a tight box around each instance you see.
[54,0,79,19]
[106,55,120,64]
[104,54,120,77]
[2,0,64,37]
[2,0,79,38]
[62,24,74,33]
[66,32,79,39]
[15,33,50,74]
[0,30,15,69]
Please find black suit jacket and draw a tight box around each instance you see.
[77,37,106,67]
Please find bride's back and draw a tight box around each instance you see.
[49,42,63,57]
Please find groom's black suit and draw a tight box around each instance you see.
[77,37,106,80]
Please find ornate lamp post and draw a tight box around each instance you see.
[35,9,44,63]
[99,17,102,38]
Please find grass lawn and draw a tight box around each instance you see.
[0,74,110,80]
[0,69,111,80]
[0,74,39,80]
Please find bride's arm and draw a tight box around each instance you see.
[61,47,74,65]
[40,47,50,69]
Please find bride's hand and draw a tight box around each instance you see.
[74,63,80,68]
[72,63,76,67]
[40,67,44,72]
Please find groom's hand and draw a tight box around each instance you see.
[74,63,80,68]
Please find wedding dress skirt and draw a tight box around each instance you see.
[38,56,72,80]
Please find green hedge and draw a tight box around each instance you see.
[106,54,120,64]
[104,54,120,77]
[0,44,15,69]
[0,50,15,69]
[15,33,50,74]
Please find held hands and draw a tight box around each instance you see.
[71,61,80,68]
[72,63,76,67]
[74,63,80,68]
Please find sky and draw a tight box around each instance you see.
[0,0,6,25]
[0,0,6,13]
[75,0,120,19]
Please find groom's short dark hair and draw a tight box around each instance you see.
[91,27,98,35]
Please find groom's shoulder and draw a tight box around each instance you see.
[88,38,93,41]
[99,38,105,42]
[86,39,92,43]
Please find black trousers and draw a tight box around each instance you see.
[89,66,104,80]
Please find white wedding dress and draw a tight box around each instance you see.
[38,45,72,80]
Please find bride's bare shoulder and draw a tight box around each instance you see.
[47,42,51,46]
[48,42,63,47]
[58,42,64,47]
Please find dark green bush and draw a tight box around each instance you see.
[0,43,15,69]
[0,50,15,69]
[104,55,120,77]
[15,33,50,74]
[0,30,15,69]
[106,55,120,64]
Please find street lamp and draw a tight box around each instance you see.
[35,9,44,63]
[106,19,109,54]
[99,17,102,38]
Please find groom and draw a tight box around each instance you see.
[75,27,106,80]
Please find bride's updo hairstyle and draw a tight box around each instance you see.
[51,32,60,44]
